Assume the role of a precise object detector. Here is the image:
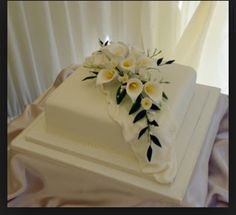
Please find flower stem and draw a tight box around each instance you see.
[116,66,123,76]
[145,112,152,146]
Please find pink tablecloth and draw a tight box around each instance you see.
[7,65,229,207]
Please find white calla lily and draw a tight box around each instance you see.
[137,56,156,68]
[126,78,143,102]
[96,69,118,85]
[144,82,163,104]
[101,42,129,61]
[141,97,152,110]
[119,57,136,73]
[84,52,110,68]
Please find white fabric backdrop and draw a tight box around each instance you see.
[7,1,228,118]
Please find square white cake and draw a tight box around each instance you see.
[43,41,197,184]
[11,41,220,205]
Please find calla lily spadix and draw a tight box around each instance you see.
[144,82,163,104]
[119,57,136,73]
[141,97,152,110]
[126,78,143,102]
[96,69,118,85]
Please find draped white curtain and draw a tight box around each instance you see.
[7,1,228,118]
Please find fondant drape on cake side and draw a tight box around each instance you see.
[101,81,178,184]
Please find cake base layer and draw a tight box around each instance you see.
[11,84,220,205]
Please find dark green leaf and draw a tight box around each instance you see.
[104,40,109,46]
[98,38,103,46]
[116,86,121,103]
[82,76,97,81]
[129,95,141,115]
[162,92,168,100]
[116,86,127,104]
[141,80,147,84]
[148,120,159,127]
[150,135,162,147]
[133,110,146,123]
[115,67,123,76]
[147,145,153,162]
[151,104,160,111]
[157,57,163,66]
[91,71,98,75]
[165,60,175,64]
[138,126,149,139]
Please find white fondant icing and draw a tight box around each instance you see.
[45,63,196,183]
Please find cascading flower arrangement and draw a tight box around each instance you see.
[82,39,174,162]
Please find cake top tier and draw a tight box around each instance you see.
[45,63,196,125]
[45,41,196,183]
[46,40,196,127]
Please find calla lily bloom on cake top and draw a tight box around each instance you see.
[141,97,153,110]
[144,82,163,104]
[118,57,136,74]
[101,41,129,61]
[126,78,143,102]
[96,69,118,85]
[82,39,175,162]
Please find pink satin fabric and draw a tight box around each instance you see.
[7,65,229,207]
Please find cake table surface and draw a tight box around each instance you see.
[7,65,229,207]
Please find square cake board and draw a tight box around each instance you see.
[11,84,220,206]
